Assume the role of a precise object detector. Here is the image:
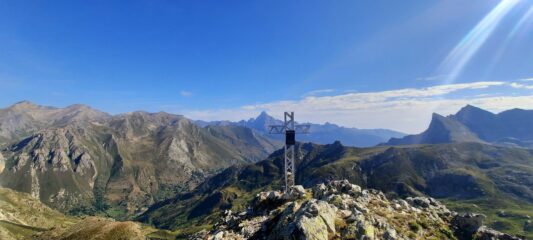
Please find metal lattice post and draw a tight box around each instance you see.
[268,112,310,192]
[285,144,295,192]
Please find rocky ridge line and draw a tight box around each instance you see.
[195,180,522,240]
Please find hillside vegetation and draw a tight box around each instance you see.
[139,142,533,238]
[0,187,177,240]
[0,102,280,219]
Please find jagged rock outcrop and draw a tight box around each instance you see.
[195,180,522,240]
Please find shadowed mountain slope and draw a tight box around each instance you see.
[138,142,533,238]
[386,105,533,148]
[386,113,483,145]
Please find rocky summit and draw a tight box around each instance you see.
[194,180,522,240]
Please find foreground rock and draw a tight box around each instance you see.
[194,180,522,240]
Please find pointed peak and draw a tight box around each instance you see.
[13,100,37,106]
[8,100,43,110]
[428,113,451,126]
[458,104,489,113]
[460,104,482,111]
[257,111,271,119]
[455,104,494,118]
[252,111,277,123]
[431,112,446,119]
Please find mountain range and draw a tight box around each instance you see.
[2,101,533,239]
[197,111,406,147]
[386,105,533,148]
[0,101,280,218]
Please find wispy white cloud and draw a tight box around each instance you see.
[303,89,335,97]
[180,91,193,97]
[520,77,533,82]
[415,74,449,82]
[510,82,533,90]
[181,81,533,134]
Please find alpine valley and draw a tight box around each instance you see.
[1,101,533,239]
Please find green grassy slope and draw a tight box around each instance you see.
[0,187,79,239]
[139,142,533,238]
[0,187,177,240]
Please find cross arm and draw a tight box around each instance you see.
[268,124,311,134]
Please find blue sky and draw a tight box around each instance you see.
[0,0,532,133]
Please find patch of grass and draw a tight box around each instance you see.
[175,224,213,240]
[409,221,421,232]
[439,227,455,239]
[419,220,429,229]
[443,197,533,239]
[0,220,48,239]
[334,218,347,231]
[105,206,129,219]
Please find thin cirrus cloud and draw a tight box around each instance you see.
[510,82,533,90]
[179,91,193,97]
[302,89,336,97]
[182,80,533,134]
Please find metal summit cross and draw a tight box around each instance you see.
[268,112,310,192]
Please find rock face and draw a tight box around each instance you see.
[196,180,521,240]
[0,103,280,218]
[452,213,486,238]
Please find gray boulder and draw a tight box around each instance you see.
[452,213,486,237]
[475,226,523,240]
[293,200,337,240]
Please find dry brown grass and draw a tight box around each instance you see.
[35,217,144,240]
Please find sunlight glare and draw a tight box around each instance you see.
[438,0,520,84]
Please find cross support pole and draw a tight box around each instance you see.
[268,112,310,192]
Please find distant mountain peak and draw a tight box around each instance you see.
[255,111,274,121]
[245,111,281,129]
[384,105,533,146]
[14,100,34,105]
[9,100,42,109]
[65,103,92,110]
[455,104,494,118]
[431,112,446,119]
[459,104,481,111]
